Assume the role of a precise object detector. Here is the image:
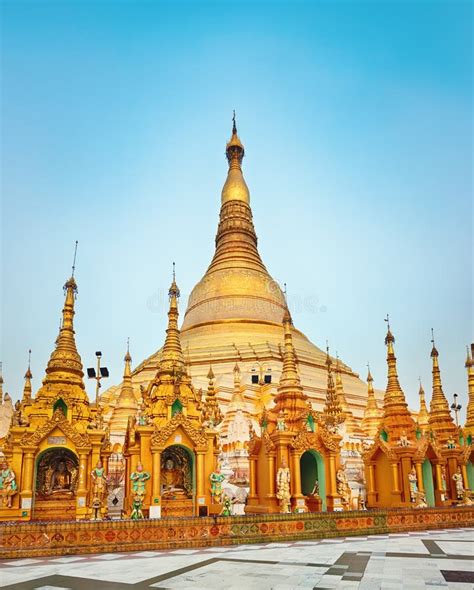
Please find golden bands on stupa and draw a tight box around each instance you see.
[0,119,473,523]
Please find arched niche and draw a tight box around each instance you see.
[300,449,326,511]
[422,459,435,507]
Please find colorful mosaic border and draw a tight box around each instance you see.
[0,507,473,559]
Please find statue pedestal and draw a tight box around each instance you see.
[161,497,193,517]
[306,496,322,513]
[208,503,222,516]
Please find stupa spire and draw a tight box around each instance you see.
[222,111,248,203]
[158,264,185,378]
[43,244,84,389]
[202,364,223,427]
[22,349,33,403]
[380,317,416,438]
[279,309,301,387]
[362,362,382,437]
[322,344,344,428]
[117,340,136,407]
[181,117,286,331]
[428,330,457,443]
[335,353,348,414]
[417,378,429,429]
[464,344,474,435]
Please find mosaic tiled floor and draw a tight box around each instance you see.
[0,528,472,589]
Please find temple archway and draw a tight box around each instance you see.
[160,444,195,517]
[33,447,79,521]
[373,450,392,507]
[422,459,435,507]
[300,450,326,511]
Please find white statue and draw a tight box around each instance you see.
[276,459,291,513]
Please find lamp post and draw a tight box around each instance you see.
[87,351,109,404]
[450,393,462,427]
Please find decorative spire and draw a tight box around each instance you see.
[117,341,137,408]
[383,316,407,412]
[465,344,474,435]
[202,364,222,427]
[322,344,344,428]
[279,309,300,387]
[221,112,249,205]
[428,330,457,443]
[43,247,84,389]
[158,266,185,378]
[417,378,429,429]
[230,362,245,408]
[22,349,33,403]
[0,362,3,403]
[335,353,349,414]
[362,362,382,437]
[380,317,416,438]
[180,118,286,332]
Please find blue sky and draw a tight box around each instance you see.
[1,1,472,418]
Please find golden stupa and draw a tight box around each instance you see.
[102,118,382,433]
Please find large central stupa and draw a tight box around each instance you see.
[103,120,379,430]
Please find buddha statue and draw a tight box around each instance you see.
[49,461,72,494]
[161,458,186,497]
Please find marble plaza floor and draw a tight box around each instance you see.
[0,527,472,590]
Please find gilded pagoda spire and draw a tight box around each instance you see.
[279,309,301,387]
[380,317,416,438]
[428,330,457,444]
[335,354,349,414]
[157,264,185,379]
[464,344,474,436]
[22,349,33,403]
[362,363,382,438]
[202,365,223,427]
[417,379,429,430]
[110,341,138,433]
[221,111,249,204]
[43,244,85,389]
[270,309,308,429]
[322,344,344,428]
[181,116,286,331]
[118,341,137,407]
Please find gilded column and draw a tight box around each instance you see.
[77,452,89,495]
[461,464,469,489]
[248,457,257,500]
[367,464,375,494]
[328,454,337,496]
[21,452,35,496]
[152,450,161,499]
[196,452,205,498]
[266,455,275,497]
[390,463,401,492]
[290,452,302,497]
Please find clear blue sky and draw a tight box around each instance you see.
[1,1,472,418]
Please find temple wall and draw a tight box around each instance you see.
[1,507,473,559]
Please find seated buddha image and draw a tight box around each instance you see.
[161,458,186,497]
[50,460,72,494]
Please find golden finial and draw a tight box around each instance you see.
[0,361,3,385]
[25,349,32,379]
[71,240,78,278]
[207,364,215,382]
[124,337,132,363]
[430,328,438,357]
[367,361,373,382]
[232,109,237,135]
[283,282,287,302]
[384,314,394,344]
